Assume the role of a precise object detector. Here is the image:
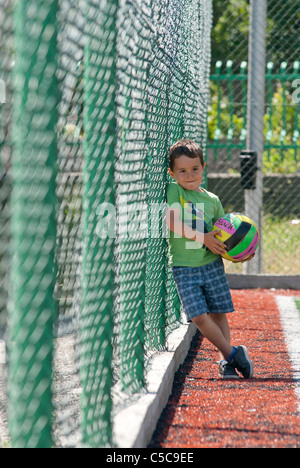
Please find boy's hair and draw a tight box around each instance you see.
[169,139,204,171]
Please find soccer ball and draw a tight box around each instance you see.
[212,213,259,262]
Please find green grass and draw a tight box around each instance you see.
[263,215,300,275]
[224,215,300,275]
[0,438,10,448]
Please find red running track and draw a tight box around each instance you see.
[149,289,300,448]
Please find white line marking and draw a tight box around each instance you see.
[276,295,300,413]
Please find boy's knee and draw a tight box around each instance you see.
[210,313,227,323]
[209,312,222,320]
[191,313,208,326]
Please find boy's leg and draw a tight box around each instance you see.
[208,313,253,378]
[209,313,230,341]
[193,313,241,379]
[191,313,233,360]
[209,313,231,360]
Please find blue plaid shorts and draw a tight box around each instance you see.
[172,258,234,322]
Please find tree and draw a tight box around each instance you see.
[211,0,300,71]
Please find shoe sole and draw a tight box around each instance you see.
[222,374,240,380]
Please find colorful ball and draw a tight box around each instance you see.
[212,213,259,262]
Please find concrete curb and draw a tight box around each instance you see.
[113,322,197,448]
[227,274,300,290]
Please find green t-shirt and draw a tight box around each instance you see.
[167,182,225,267]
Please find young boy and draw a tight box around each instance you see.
[166,139,253,379]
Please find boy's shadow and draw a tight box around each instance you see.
[148,330,204,447]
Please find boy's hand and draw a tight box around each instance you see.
[203,230,227,255]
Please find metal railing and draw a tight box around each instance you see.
[208,59,300,160]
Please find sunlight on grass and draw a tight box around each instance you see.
[224,215,300,275]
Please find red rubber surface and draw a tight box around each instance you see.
[149,289,300,448]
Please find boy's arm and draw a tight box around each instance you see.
[166,207,226,255]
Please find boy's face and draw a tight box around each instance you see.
[169,155,206,191]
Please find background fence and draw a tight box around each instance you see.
[207,0,300,275]
[0,0,212,448]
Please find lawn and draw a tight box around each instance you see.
[224,215,300,275]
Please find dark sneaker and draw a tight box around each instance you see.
[218,360,240,379]
[230,345,253,378]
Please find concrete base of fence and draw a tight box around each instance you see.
[227,274,300,290]
[113,322,198,448]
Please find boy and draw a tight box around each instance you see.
[166,139,253,379]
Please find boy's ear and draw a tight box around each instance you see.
[168,167,175,179]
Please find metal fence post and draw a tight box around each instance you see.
[9,0,59,448]
[244,0,267,274]
[80,0,118,447]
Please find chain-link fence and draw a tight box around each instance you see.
[0,0,212,448]
[1,0,299,450]
[207,0,300,275]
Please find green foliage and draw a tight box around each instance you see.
[207,81,244,140]
[263,148,300,174]
[211,0,300,67]
[263,83,300,173]
[212,0,250,67]
[208,80,300,174]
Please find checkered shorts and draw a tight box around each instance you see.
[172,258,234,322]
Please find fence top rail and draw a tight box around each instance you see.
[211,60,300,80]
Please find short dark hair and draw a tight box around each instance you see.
[169,139,204,171]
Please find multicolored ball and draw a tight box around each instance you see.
[212,213,259,262]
